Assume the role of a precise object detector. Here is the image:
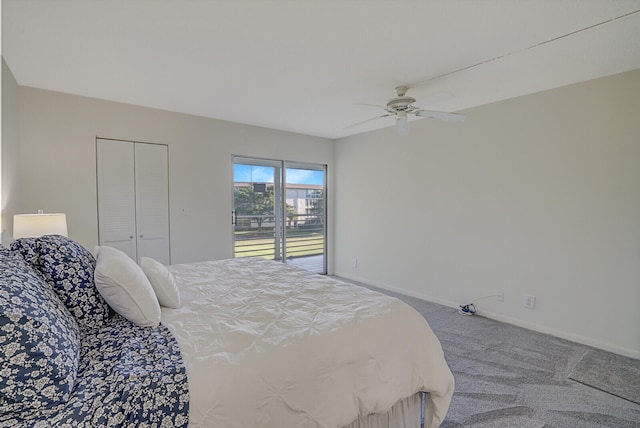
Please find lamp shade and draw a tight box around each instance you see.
[13,213,68,239]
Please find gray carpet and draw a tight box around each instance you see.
[337,277,640,427]
[569,350,640,406]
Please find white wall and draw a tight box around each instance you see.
[17,87,334,266]
[1,58,21,243]
[334,69,640,358]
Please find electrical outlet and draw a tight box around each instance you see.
[496,290,504,302]
[352,258,358,268]
[523,295,536,309]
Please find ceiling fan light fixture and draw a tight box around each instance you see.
[386,96,416,111]
[396,112,408,136]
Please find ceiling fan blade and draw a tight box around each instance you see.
[357,103,388,109]
[344,113,393,129]
[414,109,466,122]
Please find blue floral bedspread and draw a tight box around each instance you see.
[2,237,189,427]
[1,314,189,427]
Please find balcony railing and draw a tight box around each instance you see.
[234,213,324,260]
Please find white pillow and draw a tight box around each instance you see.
[140,257,181,309]
[93,246,161,327]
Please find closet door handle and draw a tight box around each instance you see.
[139,235,144,238]
[129,236,134,239]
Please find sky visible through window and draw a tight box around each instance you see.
[234,165,323,185]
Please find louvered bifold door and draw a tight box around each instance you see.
[96,139,138,260]
[134,143,170,265]
[97,139,170,265]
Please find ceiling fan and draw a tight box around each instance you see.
[346,86,466,135]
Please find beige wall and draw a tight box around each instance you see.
[17,87,334,265]
[8,63,640,357]
[1,58,21,243]
[334,69,640,358]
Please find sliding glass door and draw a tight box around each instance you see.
[232,156,326,274]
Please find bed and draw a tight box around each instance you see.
[1,235,454,427]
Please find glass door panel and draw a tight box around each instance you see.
[284,164,326,274]
[233,158,282,260]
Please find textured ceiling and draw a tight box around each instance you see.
[3,0,640,139]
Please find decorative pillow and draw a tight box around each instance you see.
[15,235,111,332]
[140,257,181,308]
[94,246,161,327]
[0,247,80,412]
[9,237,39,267]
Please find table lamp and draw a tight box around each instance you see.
[13,210,68,239]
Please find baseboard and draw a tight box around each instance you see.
[334,271,640,360]
[475,310,640,360]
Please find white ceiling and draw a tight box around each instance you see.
[3,0,640,139]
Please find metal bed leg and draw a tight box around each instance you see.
[420,391,426,428]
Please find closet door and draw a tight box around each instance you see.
[97,139,171,265]
[96,139,137,260]
[134,143,170,265]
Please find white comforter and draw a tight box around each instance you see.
[161,258,454,428]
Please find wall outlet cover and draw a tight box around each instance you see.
[524,295,536,309]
